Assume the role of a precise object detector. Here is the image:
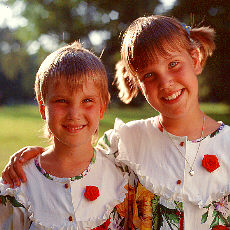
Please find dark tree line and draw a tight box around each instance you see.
[0,0,229,105]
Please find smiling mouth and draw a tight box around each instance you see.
[163,89,183,101]
[63,125,85,133]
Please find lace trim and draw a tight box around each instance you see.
[0,155,129,229]
[156,116,225,143]
[26,173,128,229]
[191,122,225,143]
[111,118,230,208]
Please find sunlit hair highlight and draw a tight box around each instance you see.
[115,15,215,104]
[35,41,110,140]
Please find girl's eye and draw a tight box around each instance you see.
[169,61,178,68]
[83,98,93,103]
[143,72,154,80]
[56,99,66,103]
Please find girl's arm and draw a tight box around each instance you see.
[2,146,45,187]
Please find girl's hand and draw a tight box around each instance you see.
[2,146,45,188]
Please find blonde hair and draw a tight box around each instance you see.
[115,15,216,104]
[35,41,110,140]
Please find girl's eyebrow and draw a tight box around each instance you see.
[82,93,100,98]
[49,94,67,99]
[164,54,181,60]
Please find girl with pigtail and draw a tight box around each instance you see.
[2,15,230,229]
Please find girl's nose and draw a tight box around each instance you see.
[159,75,174,90]
[67,104,81,120]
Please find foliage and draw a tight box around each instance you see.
[168,0,230,103]
[0,0,230,104]
[0,0,161,104]
[0,27,37,103]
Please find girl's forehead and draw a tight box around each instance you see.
[137,48,184,69]
[153,49,181,61]
[150,41,186,58]
[48,78,101,95]
[127,38,189,72]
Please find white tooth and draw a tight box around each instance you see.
[165,90,182,101]
[67,126,83,131]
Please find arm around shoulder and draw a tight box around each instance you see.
[2,146,46,187]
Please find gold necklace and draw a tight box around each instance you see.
[159,113,205,176]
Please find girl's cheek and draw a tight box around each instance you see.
[49,105,65,117]
[142,81,155,94]
[86,105,101,117]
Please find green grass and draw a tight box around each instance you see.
[0,103,229,172]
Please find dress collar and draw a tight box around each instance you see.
[34,149,96,182]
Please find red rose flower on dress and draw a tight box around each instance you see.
[176,211,180,217]
[212,225,229,230]
[202,155,220,173]
[91,217,111,230]
[84,186,99,201]
[179,212,184,230]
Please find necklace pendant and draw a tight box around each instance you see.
[189,169,195,176]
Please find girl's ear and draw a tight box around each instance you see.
[191,49,202,75]
[38,98,46,120]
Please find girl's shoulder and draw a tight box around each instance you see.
[0,182,26,210]
[120,116,158,129]
[206,122,230,141]
[97,116,160,158]
[112,116,160,138]
[0,159,40,210]
[94,148,129,179]
[0,158,36,192]
[0,179,18,198]
[214,122,230,134]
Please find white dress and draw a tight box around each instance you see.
[97,117,230,230]
[0,149,128,230]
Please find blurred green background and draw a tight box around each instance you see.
[0,1,230,171]
[0,103,230,172]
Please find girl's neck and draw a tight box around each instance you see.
[40,143,94,178]
[160,109,219,140]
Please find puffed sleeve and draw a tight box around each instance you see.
[97,118,128,169]
[97,120,119,153]
[0,182,31,229]
[0,202,25,229]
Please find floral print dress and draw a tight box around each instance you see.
[98,117,230,230]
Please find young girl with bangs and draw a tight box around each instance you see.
[107,15,230,230]
[2,16,230,229]
[0,42,129,229]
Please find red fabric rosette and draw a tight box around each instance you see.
[84,186,99,201]
[202,154,220,173]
